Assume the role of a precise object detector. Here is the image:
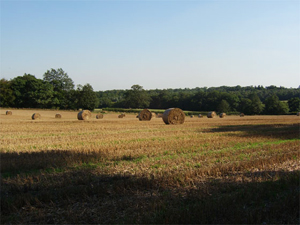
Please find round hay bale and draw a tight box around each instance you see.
[297,112,300,116]
[118,114,124,118]
[240,113,245,117]
[219,113,226,118]
[198,114,203,118]
[139,109,152,121]
[6,110,12,115]
[162,108,185,125]
[55,114,62,118]
[190,115,194,118]
[207,111,216,118]
[96,113,104,119]
[77,110,91,120]
[32,113,41,120]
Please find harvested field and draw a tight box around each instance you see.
[0,108,299,224]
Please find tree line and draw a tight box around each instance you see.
[1,68,300,114]
[98,85,300,115]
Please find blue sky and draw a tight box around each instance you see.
[1,0,299,91]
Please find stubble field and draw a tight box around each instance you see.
[1,109,299,224]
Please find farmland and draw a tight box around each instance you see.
[1,109,299,224]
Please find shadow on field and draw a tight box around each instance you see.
[0,150,108,175]
[201,123,300,140]
[1,165,299,224]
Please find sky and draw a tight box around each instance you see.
[1,0,299,91]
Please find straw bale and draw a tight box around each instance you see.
[6,111,12,115]
[190,115,194,118]
[138,109,152,121]
[219,113,226,118]
[118,114,124,118]
[297,112,300,116]
[198,114,203,118]
[240,113,245,117]
[162,108,185,125]
[55,114,62,118]
[96,113,104,119]
[207,111,216,118]
[77,110,91,120]
[32,113,41,120]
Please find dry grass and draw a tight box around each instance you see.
[1,108,299,224]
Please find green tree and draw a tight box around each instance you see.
[249,93,265,114]
[159,89,174,109]
[43,68,74,91]
[239,94,264,115]
[0,79,15,107]
[177,92,193,110]
[43,68,75,109]
[190,91,207,111]
[204,91,221,111]
[288,97,300,112]
[10,74,54,108]
[239,98,253,115]
[56,89,78,110]
[264,94,289,115]
[222,93,240,112]
[77,84,98,110]
[124,85,151,108]
[217,99,230,113]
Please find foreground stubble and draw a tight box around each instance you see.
[0,109,299,224]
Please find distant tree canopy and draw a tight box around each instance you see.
[1,70,299,115]
[288,97,300,112]
[0,78,15,107]
[248,93,265,115]
[264,94,289,115]
[96,85,299,115]
[217,100,231,113]
[123,85,151,109]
